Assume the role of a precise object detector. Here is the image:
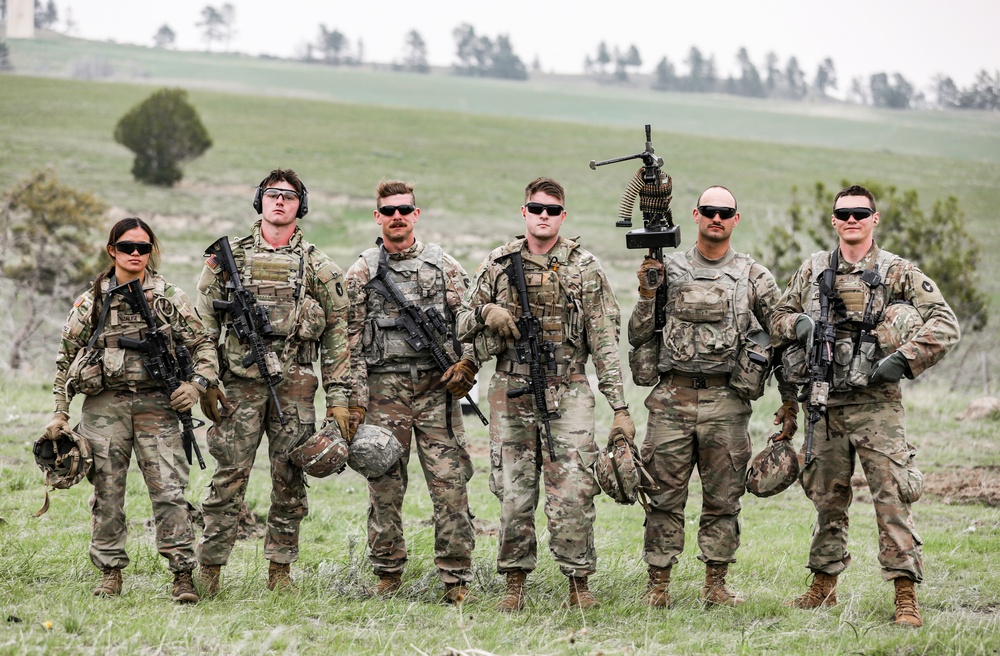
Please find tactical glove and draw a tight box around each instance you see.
[327,406,352,443]
[794,314,815,344]
[45,413,69,441]
[170,380,205,413]
[347,406,366,442]
[610,408,636,441]
[636,257,665,299]
[441,358,478,398]
[481,304,521,340]
[200,385,229,424]
[772,399,799,441]
[869,351,910,385]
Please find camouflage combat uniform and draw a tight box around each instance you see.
[771,244,960,582]
[346,240,475,585]
[628,246,796,569]
[54,270,218,573]
[457,236,626,578]
[196,221,349,567]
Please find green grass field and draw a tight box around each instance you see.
[1,34,999,655]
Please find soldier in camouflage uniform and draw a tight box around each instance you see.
[629,186,799,608]
[45,217,217,603]
[346,180,477,604]
[196,169,351,594]
[457,177,636,611]
[772,184,960,627]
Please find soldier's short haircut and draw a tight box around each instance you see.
[697,185,738,210]
[376,179,416,205]
[524,177,565,203]
[834,184,877,211]
[263,168,306,197]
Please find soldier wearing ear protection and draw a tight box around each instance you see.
[195,168,351,595]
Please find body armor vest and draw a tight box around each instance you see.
[361,243,459,372]
[91,275,172,388]
[239,243,308,339]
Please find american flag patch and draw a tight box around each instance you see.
[206,254,218,268]
[73,295,85,307]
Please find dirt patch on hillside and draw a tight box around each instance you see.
[851,466,1000,507]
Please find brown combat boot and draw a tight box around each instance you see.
[372,571,402,597]
[496,570,527,612]
[93,568,123,597]
[785,572,838,609]
[443,582,475,605]
[702,564,745,607]
[199,564,222,597]
[645,565,672,607]
[266,561,294,591]
[172,570,199,604]
[893,578,923,627]
[564,576,601,609]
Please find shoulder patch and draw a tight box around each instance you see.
[73,295,86,308]
[922,280,933,293]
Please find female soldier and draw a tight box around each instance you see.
[44,218,217,603]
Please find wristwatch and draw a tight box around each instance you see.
[190,374,209,390]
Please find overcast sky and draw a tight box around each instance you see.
[58,0,998,91]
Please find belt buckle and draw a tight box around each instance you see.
[692,377,708,389]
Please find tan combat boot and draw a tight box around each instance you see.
[93,568,123,597]
[785,572,838,609]
[199,564,222,597]
[564,576,601,609]
[443,582,474,605]
[172,570,199,604]
[645,565,672,607]
[496,570,527,612]
[267,561,294,591]
[702,564,745,607]
[893,578,923,627]
[372,571,402,597]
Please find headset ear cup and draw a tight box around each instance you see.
[297,186,309,218]
[253,185,263,214]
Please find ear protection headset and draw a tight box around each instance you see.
[253,175,309,218]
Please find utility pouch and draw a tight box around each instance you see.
[730,338,770,401]
[628,338,660,387]
[780,342,809,385]
[68,349,105,396]
[847,336,878,388]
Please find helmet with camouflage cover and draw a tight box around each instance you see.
[289,421,349,478]
[347,424,403,479]
[745,436,800,498]
[596,431,643,506]
[874,302,924,357]
[33,428,92,490]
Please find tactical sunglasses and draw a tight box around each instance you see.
[833,207,875,221]
[262,188,300,201]
[697,205,737,220]
[377,204,417,216]
[524,202,565,216]
[114,241,153,255]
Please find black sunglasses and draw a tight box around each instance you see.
[378,204,416,216]
[114,241,153,255]
[833,207,875,221]
[525,202,564,216]
[697,205,737,220]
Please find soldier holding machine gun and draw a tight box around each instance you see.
[195,168,351,595]
[457,177,635,611]
[46,217,217,603]
[345,179,480,604]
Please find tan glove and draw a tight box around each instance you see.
[440,358,478,398]
[772,399,799,441]
[481,303,521,340]
[610,408,636,441]
[45,413,69,440]
[327,406,351,443]
[637,257,665,299]
[170,380,205,413]
[347,406,366,442]
[200,385,229,424]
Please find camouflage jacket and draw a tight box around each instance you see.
[457,235,627,410]
[346,240,474,409]
[196,221,350,409]
[54,270,218,414]
[771,243,960,406]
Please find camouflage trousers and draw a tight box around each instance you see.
[366,370,475,584]
[488,372,601,578]
[79,388,196,573]
[198,363,317,566]
[800,400,923,582]
[640,377,753,568]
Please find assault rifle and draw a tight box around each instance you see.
[590,124,680,333]
[363,242,488,426]
[205,236,286,425]
[801,249,839,466]
[495,250,560,462]
[109,278,207,469]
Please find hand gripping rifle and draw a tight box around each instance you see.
[205,236,286,425]
[590,124,681,332]
[109,278,207,469]
[494,250,560,462]
[363,241,488,426]
[801,249,839,466]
